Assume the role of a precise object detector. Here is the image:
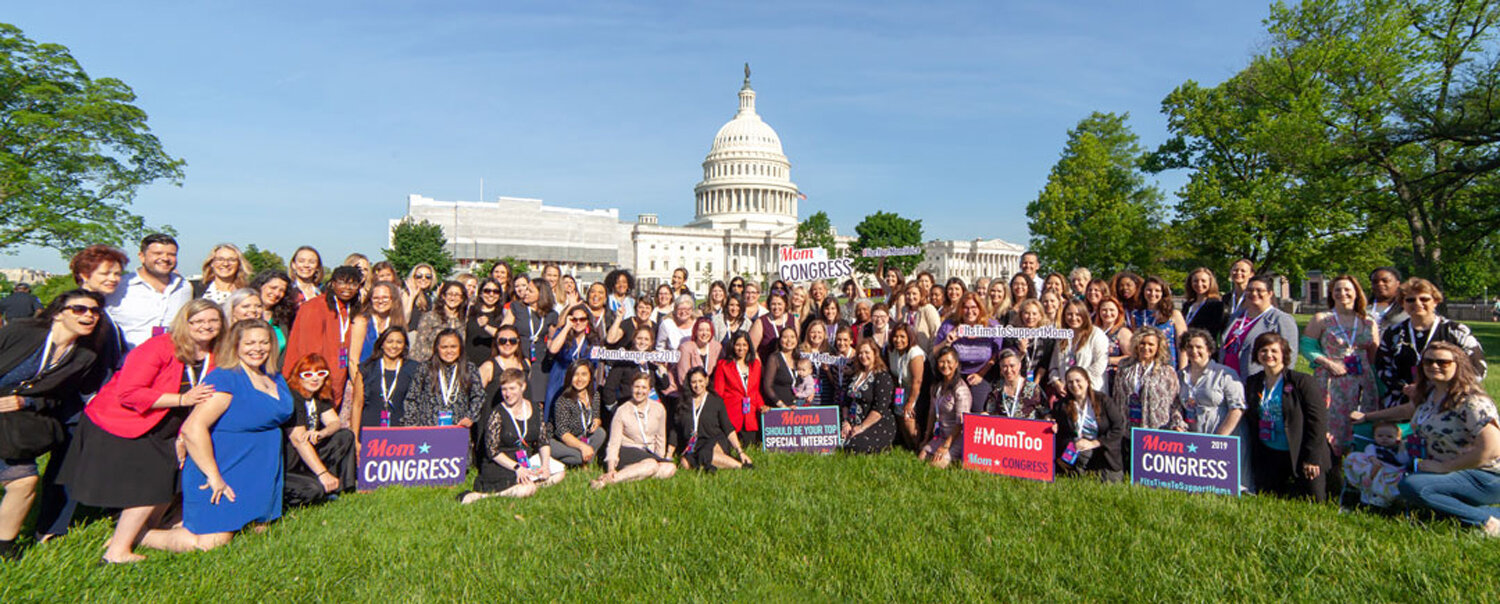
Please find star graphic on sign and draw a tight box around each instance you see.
[1186,443,1199,453]
[419,442,431,454]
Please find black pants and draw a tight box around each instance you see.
[284,429,357,506]
[1252,442,1327,502]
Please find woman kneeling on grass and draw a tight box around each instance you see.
[593,371,676,488]
[673,367,753,471]
[919,347,967,468]
[459,369,565,503]
[148,320,292,552]
[1051,367,1125,482]
[1353,342,1500,537]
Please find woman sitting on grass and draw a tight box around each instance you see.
[1353,342,1500,536]
[282,353,356,506]
[1051,366,1125,482]
[673,367,752,472]
[459,369,565,503]
[593,371,676,489]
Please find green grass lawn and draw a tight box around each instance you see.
[2,449,1498,600]
[2,318,1497,600]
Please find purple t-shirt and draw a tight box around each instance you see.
[932,320,1005,375]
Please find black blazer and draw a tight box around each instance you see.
[0,318,98,415]
[1050,396,1126,474]
[1183,298,1227,339]
[673,393,736,451]
[1243,370,1330,470]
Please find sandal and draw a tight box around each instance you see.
[455,490,475,504]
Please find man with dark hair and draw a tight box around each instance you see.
[0,282,43,322]
[105,233,191,349]
[1020,251,1043,293]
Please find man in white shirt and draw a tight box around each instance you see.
[1020,251,1044,293]
[106,233,193,350]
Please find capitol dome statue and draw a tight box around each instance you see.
[688,63,802,232]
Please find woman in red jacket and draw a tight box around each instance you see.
[282,267,363,406]
[713,332,764,445]
[60,299,224,564]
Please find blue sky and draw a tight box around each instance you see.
[5,1,1271,274]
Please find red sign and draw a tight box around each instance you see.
[960,413,1055,482]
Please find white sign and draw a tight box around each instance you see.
[778,247,854,283]
[589,347,682,363]
[955,325,1074,340]
[860,246,922,258]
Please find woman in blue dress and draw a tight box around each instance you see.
[145,319,291,552]
[543,304,599,422]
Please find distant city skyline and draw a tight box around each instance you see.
[5,1,1272,273]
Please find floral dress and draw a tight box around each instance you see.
[1314,312,1378,453]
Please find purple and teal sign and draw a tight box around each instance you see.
[1130,428,1240,496]
[357,426,470,491]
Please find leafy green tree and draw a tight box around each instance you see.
[0,23,184,257]
[383,218,454,279]
[795,211,838,258]
[848,211,924,275]
[1026,112,1165,276]
[1251,0,1500,291]
[31,274,79,305]
[242,244,285,276]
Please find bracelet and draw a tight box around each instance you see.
[317,470,330,477]
[178,394,185,407]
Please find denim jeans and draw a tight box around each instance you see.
[1398,469,1500,527]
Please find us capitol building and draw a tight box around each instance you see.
[394,66,1023,291]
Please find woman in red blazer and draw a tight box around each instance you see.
[713,332,764,445]
[60,299,224,564]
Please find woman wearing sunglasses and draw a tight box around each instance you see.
[543,305,600,421]
[402,262,438,326]
[0,290,103,560]
[62,299,221,563]
[1374,278,1487,409]
[1354,342,1500,537]
[282,353,355,506]
[465,278,507,366]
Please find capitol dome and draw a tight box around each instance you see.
[689,65,801,232]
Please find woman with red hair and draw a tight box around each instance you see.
[283,353,355,505]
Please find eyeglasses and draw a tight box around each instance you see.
[569,317,589,323]
[1404,296,1435,304]
[415,274,434,280]
[64,305,103,317]
[299,370,330,379]
[188,318,220,327]
[211,257,238,266]
[496,337,520,345]
[1422,357,1457,368]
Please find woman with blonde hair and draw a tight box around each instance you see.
[193,244,254,304]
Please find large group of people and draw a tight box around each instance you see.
[0,241,1495,564]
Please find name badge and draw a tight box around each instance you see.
[1343,355,1363,376]
[339,347,349,369]
[1061,440,1079,465]
[742,397,752,415]
[685,435,698,454]
[379,409,390,427]
[514,448,530,470]
[152,326,167,337]
[1182,403,1198,424]
[1128,393,1143,425]
[1258,418,1275,442]
[893,387,906,410]
[437,411,454,426]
